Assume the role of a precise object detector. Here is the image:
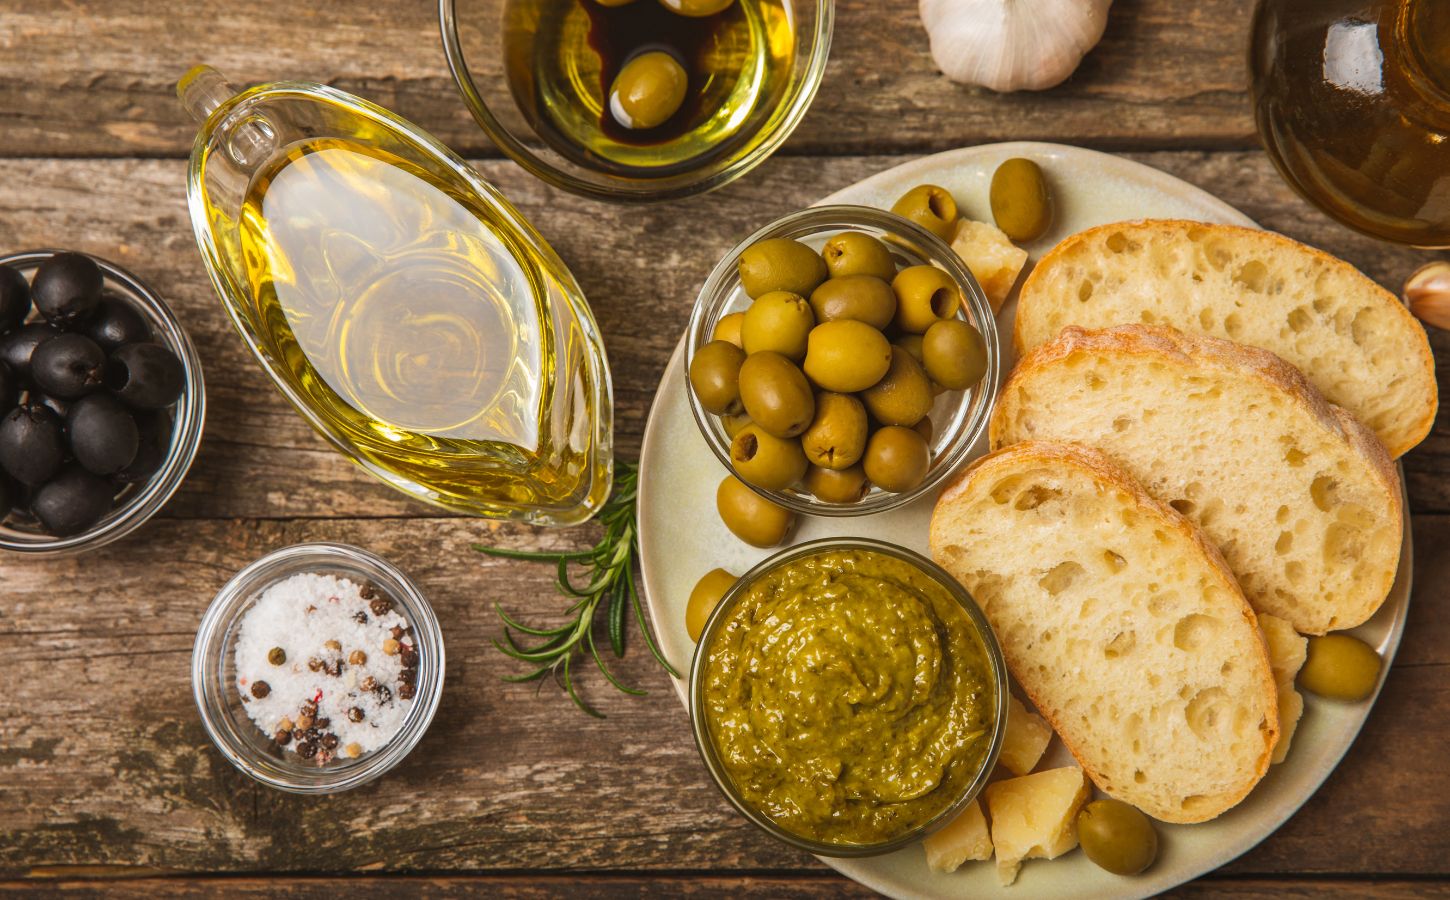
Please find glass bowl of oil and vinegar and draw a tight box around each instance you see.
[179,66,612,526]
[440,0,833,202]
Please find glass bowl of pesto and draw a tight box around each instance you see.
[685,205,1000,518]
[689,538,1008,857]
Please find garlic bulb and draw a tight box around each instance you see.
[1404,261,1450,331]
[920,0,1113,92]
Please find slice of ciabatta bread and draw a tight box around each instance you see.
[990,325,1403,635]
[1013,219,1437,458]
[930,441,1279,824]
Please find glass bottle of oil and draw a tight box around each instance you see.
[503,0,796,175]
[178,66,613,525]
[1251,0,1450,247]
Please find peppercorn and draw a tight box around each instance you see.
[314,717,331,729]
[292,728,308,742]
[307,657,324,672]
[268,647,286,666]
[250,680,271,699]
[295,715,315,731]
[370,596,393,616]
[390,625,405,640]
[398,682,416,701]
[348,650,367,666]
[399,667,416,685]
[347,706,365,723]
[320,733,339,751]
[300,701,318,718]
[345,743,362,758]
[278,716,294,733]
[352,611,368,625]
[361,676,378,692]
[274,729,292,745]
[296,740,318,759]
[382,638,400,656]
[304,727,321,742]
[319,748,335,764]
[376,685,393,703]
[324,639,342,653]
[360,584,377,600]
[399,645,418,668]
[324,659,343,677]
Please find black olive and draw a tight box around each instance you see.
[66,393,139,475]
[31,253,102,330]
[31,333,106,399]
[106,342,185,409]
[0,264,30,333]
[0,360,16,411]
[32,392,69,419]
[114,411,170,484]
[84,294,152,350]
[30,464,115,537]
[0,323,60,382]
[0,403,66,485]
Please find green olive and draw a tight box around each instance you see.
[861,346,933,427]
[712,311,745,348]
[800,391,868,470]
[1077,799,1159,876]
[894,334,925,366]
[990,157,1054,242]
[892,265,962,334]
[808,275,897,330]
[738,351,815,438]
[863,425,930,493]
[610,51,687,130]
[890,184,959,242]
[730,422,807,490]
[821,231,898,281]
[921,318,988,391]
[741,291,815,360]
[738,237,828,299]
[686,568,736,642]
[659,0,733,15]
[804,463,869,504]
[913,416,933,443]
[716,475,795,547]
[802,320,892,393]
[1299,634,1382,701]
[688,340,746,415]
[721,412,753,439]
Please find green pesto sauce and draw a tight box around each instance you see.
[702,548,996,846]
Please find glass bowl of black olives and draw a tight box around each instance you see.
[0,250,204,555]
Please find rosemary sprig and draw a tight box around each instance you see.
[473,459,680,717]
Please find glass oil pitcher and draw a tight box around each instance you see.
[178,66,613,525]
[1251,0,1450,247]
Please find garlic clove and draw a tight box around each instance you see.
[1404,261,1450,331]
[919,0,1113,92]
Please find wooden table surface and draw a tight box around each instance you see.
[2,0,1447,896]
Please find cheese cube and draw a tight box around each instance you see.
[985,766,1091,886]
[923,797,993,873]
[1000,695,1053,776]
[950,219,1029,314]
[1258,613,1308,764]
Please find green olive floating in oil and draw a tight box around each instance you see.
[609,51,688,130]
[989,157,1053,242]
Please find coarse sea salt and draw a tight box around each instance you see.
[234,571,415,758]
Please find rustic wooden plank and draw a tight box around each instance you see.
[0,0,1255,160]
[4,874,1450,898]
[2,514,1447,878]
[0,153,1444,522]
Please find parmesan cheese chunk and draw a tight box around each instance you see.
[1258,613,1308,764]
[951,219,1028,314]
[985,766,1092,886]
[923,797,993,873]
[1000,695,1053,776]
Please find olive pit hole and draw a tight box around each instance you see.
[733,433,759,463]
[930,288,956,318]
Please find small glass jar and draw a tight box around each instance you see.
[192,542,445,793]
[0,250,205,556]
[689,537,1008,857]
[685,205,1001,517]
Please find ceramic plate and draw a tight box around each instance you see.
[637,142,1412,899]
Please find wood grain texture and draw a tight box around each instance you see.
[2,513,1448,879]
[0,0,1255,159]
[0,152,1443,523]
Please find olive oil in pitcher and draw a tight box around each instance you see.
[181,67,613,524]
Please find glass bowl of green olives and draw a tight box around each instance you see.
[0,250,205,556]
[439,0,834,202]
[685,205,1000,516]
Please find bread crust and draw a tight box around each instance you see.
[932,440,1280,823]
[989,324,1404,634]
[1013,218,1438,458]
